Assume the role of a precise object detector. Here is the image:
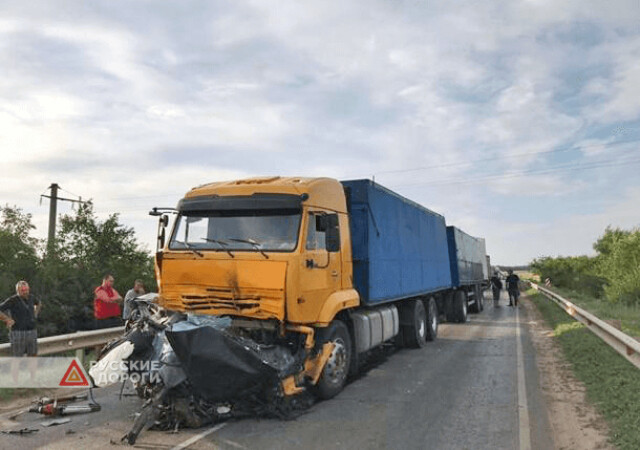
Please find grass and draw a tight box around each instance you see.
[528,288,640,450]
[0,388,15,402]
[549,286,640,338]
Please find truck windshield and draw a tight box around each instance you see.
[169,209,301,252]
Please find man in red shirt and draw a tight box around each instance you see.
[94,274,123,329]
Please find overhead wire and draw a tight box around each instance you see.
[359,137,640,179]
[389,155,640,189]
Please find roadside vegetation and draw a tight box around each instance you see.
[529,226,640,336]
[528,288,640,450]
[0,203,155,343]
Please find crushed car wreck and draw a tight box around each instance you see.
[89,294,332,444]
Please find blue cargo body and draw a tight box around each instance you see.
[342,180,453,306]
[446,226,488,287]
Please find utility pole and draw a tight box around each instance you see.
[41,183,87,252]
[47,183,59,248]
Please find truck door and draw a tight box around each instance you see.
[298,210,342,321]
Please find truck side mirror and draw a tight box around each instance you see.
[157,214,168,250]
[158,227,166,249]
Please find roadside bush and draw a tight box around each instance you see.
[599,230,640,305]
[532,226,640,306]
[531,255,605,299]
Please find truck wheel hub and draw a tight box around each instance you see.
[325,339,347,384]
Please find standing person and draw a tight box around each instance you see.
[490,272,502,307]
[506,269,521,307]
[0,281,41,356]
[123,279,145,321]
[94,274,123,329]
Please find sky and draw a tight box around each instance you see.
[1,0,640,265]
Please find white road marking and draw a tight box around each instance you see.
[171,422,227,450]
[516,306,532,450]
[220,438,248,449]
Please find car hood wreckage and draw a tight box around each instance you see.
[89,294,335,445]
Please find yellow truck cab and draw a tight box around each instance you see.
[156,176,359,325]
[153,177,359,398]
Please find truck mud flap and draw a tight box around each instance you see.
[166,326,280,402]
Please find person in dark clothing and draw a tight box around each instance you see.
[0,280,41,356]
[490,272,502,307]
[506,270,520,306]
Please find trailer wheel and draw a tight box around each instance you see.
[444,292,456,322]
[425,297,438,341]
[453,290,468,323]
[315,320,352,400]
[399,299,427,348]
[476,285,484,312]
[470,285,484,313]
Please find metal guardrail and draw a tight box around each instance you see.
[0,326,124,358]
[529,282,640,370]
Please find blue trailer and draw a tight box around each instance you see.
[447,226,489,313]
[340,179,488,351]
[342,179,452,305]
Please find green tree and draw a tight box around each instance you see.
[0,206,41,341]
[598,229,640,305]
[593,226,631,256]
[532,226,640,306]
[39,202,155,332]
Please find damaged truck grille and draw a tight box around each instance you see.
[161,286,284,319]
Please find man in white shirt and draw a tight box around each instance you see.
[123,280,145,321]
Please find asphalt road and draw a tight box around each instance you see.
[1,291,554,449]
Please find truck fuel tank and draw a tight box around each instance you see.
[351,305,399,354]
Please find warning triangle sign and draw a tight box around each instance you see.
[59,359,90,387]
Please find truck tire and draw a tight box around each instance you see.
[399,299,427,348]
[470,285,483,313]
[476,285,484,312]
[444,291,456,322]
[453,290,468,323]
[315,320,352,400]
[425,297,438,341]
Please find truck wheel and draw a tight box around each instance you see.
[476,285,484,312]
[315,320,352,400]
[399,299,427,348]
[425,297,438,341]
[469,286,483,313]
[453,290,468,323]
[444,292,456,322]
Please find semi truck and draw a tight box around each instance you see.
[150,177,489,400]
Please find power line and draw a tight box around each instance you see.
[389,156,640,189]
[362,137,640,179]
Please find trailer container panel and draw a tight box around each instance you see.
[446,226,487,287]
[342,179,452,305]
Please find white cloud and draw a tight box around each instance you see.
[0,0,639,266]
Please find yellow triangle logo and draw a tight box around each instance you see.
[66,368,82,383]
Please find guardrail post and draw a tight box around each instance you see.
[76,348,85,365]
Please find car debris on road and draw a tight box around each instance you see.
[89,294,315,445]
[40,418,72,427]
[29,393,89,412]
[1,427,39,435]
